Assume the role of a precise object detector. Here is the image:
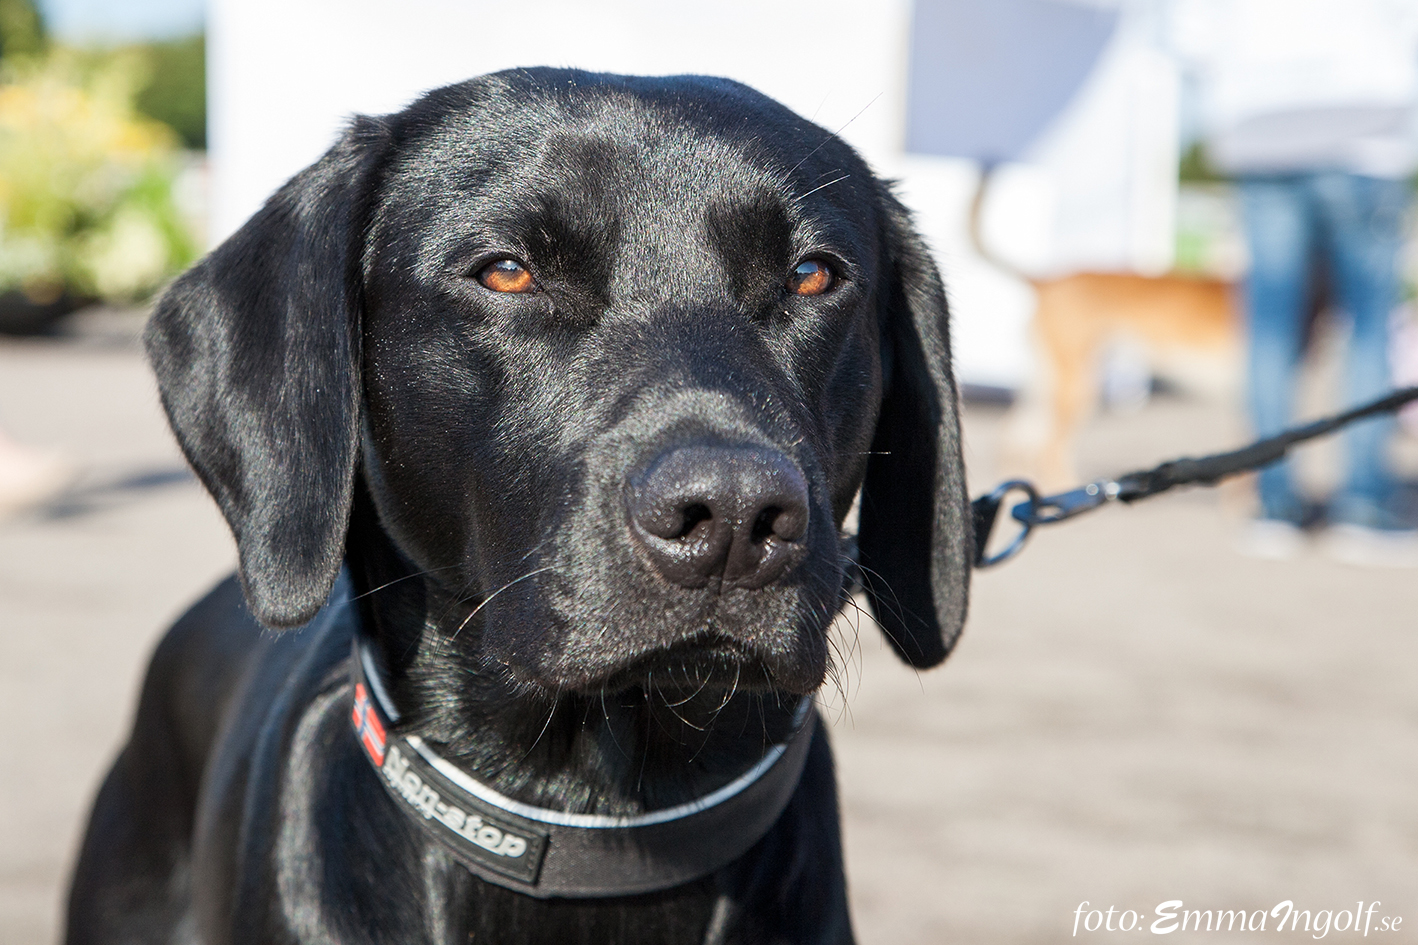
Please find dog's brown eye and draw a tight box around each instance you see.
[789,260,834,296]
[477,259,534,293]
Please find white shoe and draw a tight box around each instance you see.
[1320,523,1418,568]
[1236,518,1306,561]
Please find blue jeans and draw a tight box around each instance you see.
[1239,172,1410,524]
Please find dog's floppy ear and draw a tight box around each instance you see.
[856,186,972,667]
[144,117,391,629]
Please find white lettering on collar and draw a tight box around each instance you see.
[381,743,528,858]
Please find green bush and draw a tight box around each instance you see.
[0,48,199,302]
[134,34,204,149]
[0,0,44,59]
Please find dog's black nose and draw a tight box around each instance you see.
[626,446,810,590]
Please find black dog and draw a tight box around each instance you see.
[66,69,970,944]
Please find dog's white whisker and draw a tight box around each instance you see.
[785,92,882,178]
[598,689,634,762]
[449,566,554,642]
[659,676,707,733]
[708,662,740,722]
[515,685,563,765]
[660,656,715,708]
[792,173,850,204]
[636,679,652,792]
[348,565,461,602]
[851,561,910,634]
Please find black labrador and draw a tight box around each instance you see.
[66,69,970,945]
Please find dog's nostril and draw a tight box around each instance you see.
[676,503,713,540]
[750,507,779,544]
[760,503,808,544]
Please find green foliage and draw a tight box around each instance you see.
[0,48,199,302]
[134,34,204,149]
[0,0,45,59]
[1179,141,1227,183]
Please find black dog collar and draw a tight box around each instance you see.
[350,633,816,898]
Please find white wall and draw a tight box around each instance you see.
[208,0,911,241]
[208,0,1179,390]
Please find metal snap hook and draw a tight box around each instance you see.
[972,479,1039,568]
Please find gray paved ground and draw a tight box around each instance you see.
[2,316,1415,944]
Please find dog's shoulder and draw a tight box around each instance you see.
[68,576,365,941]
[181,578,426,937]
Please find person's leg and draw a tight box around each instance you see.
[1239,177,1313,522]
[1312,172,1409,523]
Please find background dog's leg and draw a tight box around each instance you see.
[1037,292,1106,490]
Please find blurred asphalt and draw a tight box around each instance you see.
[1,313,1415,944]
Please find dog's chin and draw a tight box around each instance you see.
[601,651,770,698]
[554,638,826,699]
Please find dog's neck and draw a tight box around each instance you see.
[345,486,801,818]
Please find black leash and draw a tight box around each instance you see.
[972,386,1418,568]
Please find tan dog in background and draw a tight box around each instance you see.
[970,170,1241,489]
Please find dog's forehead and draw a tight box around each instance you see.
[378,73,875,245]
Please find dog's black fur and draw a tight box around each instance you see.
[66,69,970,944]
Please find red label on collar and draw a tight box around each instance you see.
[352,682,387,766]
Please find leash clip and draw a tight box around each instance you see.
[1012,479,1120,526]
[971,480,1039,568]
[973,479,1121,569]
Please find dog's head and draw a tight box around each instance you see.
[146,69,970,701]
